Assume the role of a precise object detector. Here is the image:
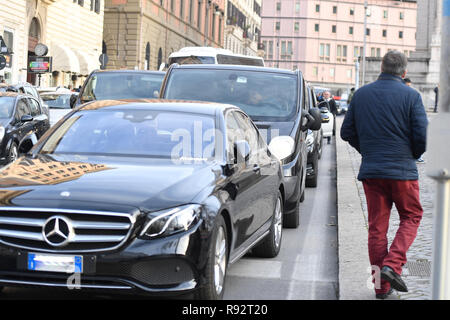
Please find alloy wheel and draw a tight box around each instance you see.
[214,226,227,296]
[274,197,282,249]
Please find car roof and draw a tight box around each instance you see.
[170,63,297,75]
[77,99,239,115]
[91,69,166,75]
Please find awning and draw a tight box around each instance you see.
[75,50,99,75]
[50,43,80,73]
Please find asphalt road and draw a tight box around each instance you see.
[0,137,338,300]
[224,135,338,300]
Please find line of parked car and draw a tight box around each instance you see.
[0,64,333,299]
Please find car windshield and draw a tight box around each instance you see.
[40,109,217,160]
[165,69,298,121]
[42,94,72,109]
[0,97,15,118]
[80,72,164,102]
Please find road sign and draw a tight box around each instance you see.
[99,53,108,70]
[0,55,6,71]
[28,56,52,73]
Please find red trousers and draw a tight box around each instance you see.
[362,179,423,294]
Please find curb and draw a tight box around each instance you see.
[335,117,375,300]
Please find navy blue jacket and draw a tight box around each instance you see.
[341,73,428,181]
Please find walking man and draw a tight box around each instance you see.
[341,51,428,299]
[322,90,337,136]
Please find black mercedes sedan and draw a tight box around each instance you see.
[0,100,284,299]
[0,92,50,165]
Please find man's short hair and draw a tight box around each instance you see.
[404,78,411,84]
[381,50,408,77]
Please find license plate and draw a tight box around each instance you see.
[27,253,83,273]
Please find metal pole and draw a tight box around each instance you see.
[355,60,360,90]
[430,0,450,300]
[361,0,368,87]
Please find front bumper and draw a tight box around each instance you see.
[0,220,206,296]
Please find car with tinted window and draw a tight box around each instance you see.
[159,64,321,228]
[70,70,165,108]
[305,84,323,188]
[8,82,49,118]
[0,92,50,164]
[0,99,285,299]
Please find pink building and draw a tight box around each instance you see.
[261,0,417,92]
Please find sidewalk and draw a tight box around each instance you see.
[336,115,434,300]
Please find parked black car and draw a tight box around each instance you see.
[159,64,321,228]
[0,92,50,164]
[305,84,323,188]
[70,70,166,108]
[7,82,49,118]
[0,100,285,299]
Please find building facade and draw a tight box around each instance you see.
[261,0,417,93]
[364,0,441,109]
[103,0,225,71]
[0,0,104,88]
[224,0,263,57]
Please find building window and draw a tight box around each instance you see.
[350,8,354,15]
[400,12,404,20]
[399,31,403,39]
[332,25,336,33]
[275,21,280,31]
[189,0,194,23]
[337,45,347,62]
[295,2,300,13]
[157,48,163,69]
[383,10,388,19]
[171,0,175,12]
[145,42,150,70]
[314,24,319,32]
[382,29,387,37]
[312,66,318,76]
[294,22,299,31]
[180,0,184,19]
[218,17,222,44]
[347,69,352,79]
[366,28,370,36]
[197,0,201,29]
[276,2,281,11]
[315,4,320,12]
[377,48,381,57]
[268,40,273,59]
[349,26,353,35]
[77,0,84,6]
[333,6,337,14]
[319,43,330,61]
[330,68,335,77]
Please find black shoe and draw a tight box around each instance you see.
[376,288,394,300]
[381,266,408,292]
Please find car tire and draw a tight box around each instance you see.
[253,192,283,258]
[7,142,18,163]
[306,152,319,188]
[195,214,228,300]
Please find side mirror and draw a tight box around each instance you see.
[159,63,167,71]
[153,90,159,98]
[70,94,77,108]
[20,115,33,123]
[301,108,321,132]
[234,140,251,164]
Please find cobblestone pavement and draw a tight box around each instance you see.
[345,113,437,300]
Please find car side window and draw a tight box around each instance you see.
[27,98,40,116]
[225,111,244,161]
[16,99,31,119]
[233,111,261,155]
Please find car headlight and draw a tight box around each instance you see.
[140,204,201,238]
[268,136,295,161]
[0,127,4,141]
